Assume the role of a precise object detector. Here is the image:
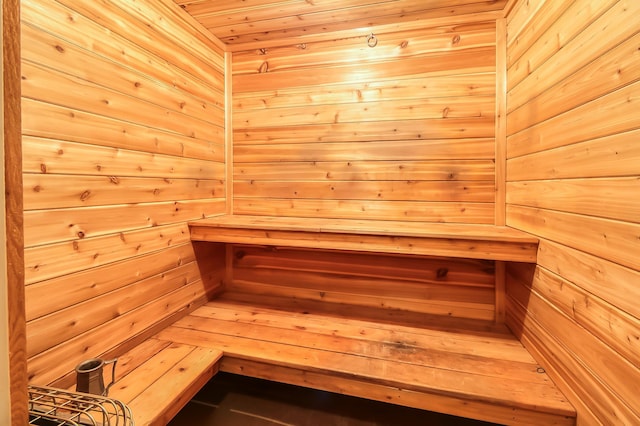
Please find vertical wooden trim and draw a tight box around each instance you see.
[225,244,234,292]
[494,18,507,323]
[495,18,507,227]
[224,52,234,215]
[0,1,9,422]
[2,0,28,423]
[494,261,506,323]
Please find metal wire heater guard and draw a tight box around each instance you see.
[28,385,134,426]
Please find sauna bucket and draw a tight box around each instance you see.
[75,358,117,396]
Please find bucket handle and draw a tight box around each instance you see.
[104,358,118,395]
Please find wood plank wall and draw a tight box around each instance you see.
[504,1,640,424]
[228,246,496,322]
[231,17,498,224]
[21,0,226,386]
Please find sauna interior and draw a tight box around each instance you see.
[2,0,639,425]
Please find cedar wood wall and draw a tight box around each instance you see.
[228,13,500,322]
[21,0,226,386]
[231,20,497,223]
[18,0,639,424]
[504,1,640,425]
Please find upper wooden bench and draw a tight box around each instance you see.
[189,215,539,263]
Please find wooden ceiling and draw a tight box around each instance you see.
[175,0,508,50]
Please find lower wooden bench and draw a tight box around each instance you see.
[106,338,222,425]
[154,296,576,426]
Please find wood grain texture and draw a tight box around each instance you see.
[155,297,575,425]
[22,99,224,162]
[26,262,202,357]
[189,215,539,262]
[225,52,234,215]
[233,199,495,224]
[21,0,224,100]
[3,0,28,422]
[505,1,640,424]
[28,280,211,386]
[232,17,497,223]
[175,0,506,49]
[229,245,495,321]
[23,199,225,248]
[24,244,198,321]
[494,18,507,226]
[507,267,639,424]
[112,341,222,425]
[22,0,225,388]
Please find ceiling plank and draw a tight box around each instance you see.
[173,0,507,48]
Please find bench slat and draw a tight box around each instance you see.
[221,357,575,426]
[189,302,533,363]
[109,341,194,404]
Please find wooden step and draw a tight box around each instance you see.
[155,297,576,426]
[188,215,539,262]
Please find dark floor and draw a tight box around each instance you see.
[169,372,500,426]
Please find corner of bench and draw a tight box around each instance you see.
[107,337,223,426]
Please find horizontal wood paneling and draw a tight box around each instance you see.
[536,241,640,321]
[24,223,191,286]
[22,137,224,179]
[506,178,640,223]
[234,121,495,144]
[52,0,224,84]
[507,80,640,159]
[24,244,198,322]
[21,23,223,127]
[508,30,640,136]
[236,181,495,202]
[233,74,497,108]
[229,245,496,321]
[23,200,225,247]
[235,139,496,161]
[27,261,202,357]
[24,174,223,210]
[234,47,496,92]
[507,129,640,181]
[22,0,225,386]
[176,0,506,49]
[233,199,495,223]
[21,0,224,102]
[231,22,497,75]
[507,205,639,271]
[508,0,638,110]
[507,265,640,425]
[233,18,497,223]
[507,273,637,425]
[28,279,210,386]
[22,61,222,138]
[22,99,224,162]
[236,160,495,181]
[235,96,494,127]
[507,0,617,99]
[505,1,640,424]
